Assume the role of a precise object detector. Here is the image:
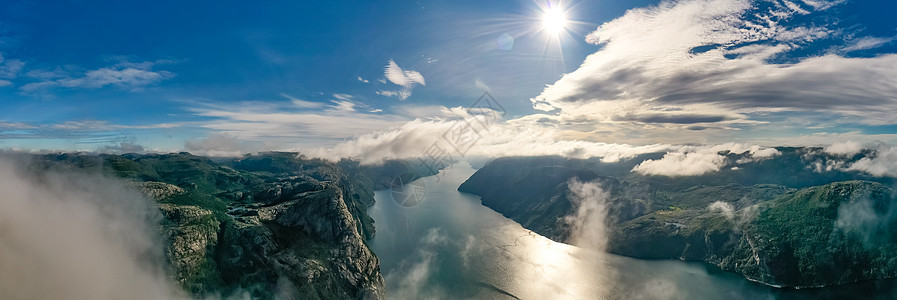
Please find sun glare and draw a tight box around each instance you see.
[542,5,567,35]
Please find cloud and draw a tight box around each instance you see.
[60,67,172,89]
[529,0,897,140]
[0,53,25,79]
[307,110,674,164]
[102,138,147,154]
[0,120,182,148]
[824,141,864,156]
[329,100,357,112]
[19,60,174,95]
[843,36,897,52]
[384,60,425,87]
[279,93,325,109]
[184,133,263,157]
[0,156,186,300]
[357,76,369,83]
[382,228,449,300]
[564,179,612,250]
[750,131,897,147]
[708,201,736,221]
[633,151,727,176]
[474,79,491,92]
[187,100,409,150]
[846,146,897,177]
[632,143,780,176]
[379,60,426,101]
[834,186,897,246]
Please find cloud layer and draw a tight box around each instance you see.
[529,0,897,140]
[632,143,780,176]
[0,157,185,299]
[307,107,673,164]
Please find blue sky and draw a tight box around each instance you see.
[1,0,897,158]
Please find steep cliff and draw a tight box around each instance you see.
[35,152,432,299]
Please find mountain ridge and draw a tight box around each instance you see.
[458,149,897,288]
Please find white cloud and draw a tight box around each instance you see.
[474,79,491,92]
[184,133,263,157]
[0,79,11,87]
[632,143,780,176]
[0,53,25,79]
[307,111,674,164]
[325,94,386,114]
[0,119,182,146]
[384,60,425,87]
[708,201,736,221]
[846,146,897,177]
[564,179,611,250]
[101,138,146,154]
[279,93,325,109]
[734,144,782,163]
[333,93,353,101]
[19,60,174,94]
[750,131,897,147]
[824,141,864,156]
[750,146,781,158]
[843,36,896,52]
[357,76,369,83]
[528,0,897,141]
[0,157,186,300]
[633,151,727,176]
[59,67,171,89]
[24,68,68,80]
[376,90,398,97]
[18,81,58,93]
[329,100,357,112]
[379,59,426,101]
[382,228,449,300]
[187,100,409,150]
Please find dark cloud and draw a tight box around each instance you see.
[614,113,733,124]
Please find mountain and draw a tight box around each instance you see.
[458,148,897,288]
[28,152,434,299]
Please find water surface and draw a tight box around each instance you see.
[369,163,897,299]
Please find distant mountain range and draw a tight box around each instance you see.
[458,147,897,288]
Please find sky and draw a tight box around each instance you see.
[1,0,896,159]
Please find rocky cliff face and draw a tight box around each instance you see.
[137,166,385,299]
[459,154,897,288]
[36,152,433,299]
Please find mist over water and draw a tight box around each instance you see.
[565,179,612,250]
[369,163,897,300]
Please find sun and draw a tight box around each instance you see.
[541,4,568,35]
